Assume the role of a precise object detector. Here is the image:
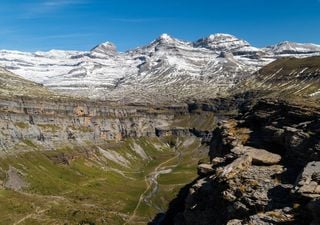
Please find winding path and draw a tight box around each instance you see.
[124,152,180,225]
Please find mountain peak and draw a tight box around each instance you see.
[159,33,172,40]
[156,33,176,44]
[207,33,236,40]
[193,33,250,52]
[91,41,117,55]
[268,41,320,54]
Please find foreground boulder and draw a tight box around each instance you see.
[231,146,282,165]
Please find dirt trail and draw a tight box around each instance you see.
[124,152,180,225]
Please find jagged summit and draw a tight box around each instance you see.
[150,33,188,47]
[207,33,237,40]
[91,41,117,55]
[0,33,320,102]
[193,33,250,52]
[158,33,174,42]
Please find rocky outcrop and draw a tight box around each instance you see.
[231,146,281,165]
[161,99,320,225]
[295,161,320,198]
[4,166,28,191]
[241,99,320,166]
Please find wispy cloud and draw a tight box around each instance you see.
[20,0,88,18]
[109,17,170,23]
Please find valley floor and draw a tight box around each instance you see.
[0,137,207,225]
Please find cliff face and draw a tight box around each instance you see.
[163,99,320,225]
[0,67,218,153]
[0,96,191,152]
[0,73,218,224]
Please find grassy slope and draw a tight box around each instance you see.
[170,112,216,131]
[0,67,81,102]
[0,137,206,225]
[239,56,320,100]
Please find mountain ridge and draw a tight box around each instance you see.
[0,33,319,103]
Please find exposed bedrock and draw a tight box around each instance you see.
[157,99,320,225]
[0,96,219,152]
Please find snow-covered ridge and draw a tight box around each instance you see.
[0,33,319,102]
[267,41,320,54]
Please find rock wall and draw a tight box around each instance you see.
[0,96,189,151]
[160,99,320,225]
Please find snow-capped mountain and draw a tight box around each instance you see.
[266,41,320,55]
[0,33,319,102]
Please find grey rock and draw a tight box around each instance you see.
[4,166,28,191]
[231,145,282,165]
[226,219,243,225]
[216,155,252,180]
[295,161,320,198]
[197,163,214,176]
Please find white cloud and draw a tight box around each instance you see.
[42,0,86,8]
[21,0,88,18]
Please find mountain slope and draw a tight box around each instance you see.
[239,56,320,99]
[0,67,54,99]
[0,34,319,102]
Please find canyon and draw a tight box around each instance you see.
[0,39,320,224]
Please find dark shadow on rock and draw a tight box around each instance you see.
[148,178,199,225]
[272,163,304,185]
[266,185,313,225]
[267,185,293,210]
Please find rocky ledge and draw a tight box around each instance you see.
[159,99,320,225]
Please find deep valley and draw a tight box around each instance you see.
[0,36,320,225]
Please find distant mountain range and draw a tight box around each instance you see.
[0,33,320,102]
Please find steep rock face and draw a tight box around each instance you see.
[0,34,319,102]
[91,42,117,55]
[0,96,189,152]
[0,67,220,155]
[162,99,320,225]
[240,99,320,165]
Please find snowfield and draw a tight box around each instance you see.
[0,33,319,102]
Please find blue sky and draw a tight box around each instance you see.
[0,0,319,52]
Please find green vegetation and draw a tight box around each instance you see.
[22,139,37,148]
[38,124,60,133]
[240,56,320,100]
[0,137,206,225]
[171,112,216,130]
[15,122,30,129]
